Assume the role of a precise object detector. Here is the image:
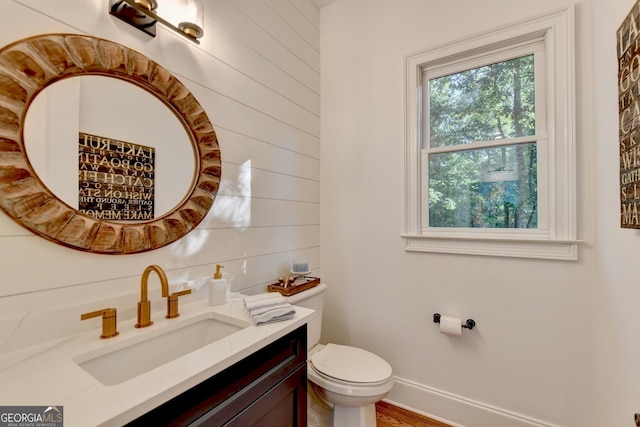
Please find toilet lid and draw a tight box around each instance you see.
[310,343,392,384]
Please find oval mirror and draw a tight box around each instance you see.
[0,34,221,254]
[25,76,195,218]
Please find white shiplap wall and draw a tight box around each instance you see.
[0,0,320,348]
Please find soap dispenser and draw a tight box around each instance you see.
[209,264,227,306]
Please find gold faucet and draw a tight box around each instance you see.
[81,308,119,339]
[166,289,192,319]
[136,265,169,328]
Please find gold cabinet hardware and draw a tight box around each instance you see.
[81,308,119,339]
[166,289,192,319]
[136,265,169,328]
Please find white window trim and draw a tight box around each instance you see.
[403,6,580,261]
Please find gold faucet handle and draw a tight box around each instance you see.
[81,308,119,339]
[166,289,192,319]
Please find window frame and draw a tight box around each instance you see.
[403,6,579,260]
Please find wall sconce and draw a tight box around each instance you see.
[109,0,204,44]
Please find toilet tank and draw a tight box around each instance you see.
[284,283,327,350]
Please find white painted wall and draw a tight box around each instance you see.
[0,0,319,349]
[318,0,597,426]
[592,0,640,426]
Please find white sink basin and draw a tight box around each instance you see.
[75,317,245,386]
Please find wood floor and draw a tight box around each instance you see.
[375,401,453,427]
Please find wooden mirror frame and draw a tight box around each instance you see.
[0,34,221,254]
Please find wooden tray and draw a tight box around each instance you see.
[268,276,320,297]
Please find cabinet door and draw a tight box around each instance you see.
[193,365,307,427]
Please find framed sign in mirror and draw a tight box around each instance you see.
[0,34,221,253]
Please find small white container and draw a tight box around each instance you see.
[292,259,310,275]
[209,264,227,306]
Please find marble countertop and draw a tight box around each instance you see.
[0,297,314,427]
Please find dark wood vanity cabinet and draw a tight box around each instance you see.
[125,325,307,427]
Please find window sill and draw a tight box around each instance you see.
[401,234,581,260]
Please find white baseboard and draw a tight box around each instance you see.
[385,377,562,427]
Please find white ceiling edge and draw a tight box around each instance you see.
[311,0,337,8]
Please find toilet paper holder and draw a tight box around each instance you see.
[433,313,476,330]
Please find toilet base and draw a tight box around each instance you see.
[333,403,376,427]
[307,387,332,427]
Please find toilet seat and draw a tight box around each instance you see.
[310,343,392,385]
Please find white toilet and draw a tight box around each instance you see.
[285,283,394,427]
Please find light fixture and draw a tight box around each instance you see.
[109,0,204,44]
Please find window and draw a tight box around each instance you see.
[427,52,540,229]
[403,7,578,260]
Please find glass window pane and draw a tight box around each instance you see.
[428,143,537,228]
[428,55,535,148]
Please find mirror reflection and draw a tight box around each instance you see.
[24,76,196,221]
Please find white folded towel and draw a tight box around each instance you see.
[243,293,296,326]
